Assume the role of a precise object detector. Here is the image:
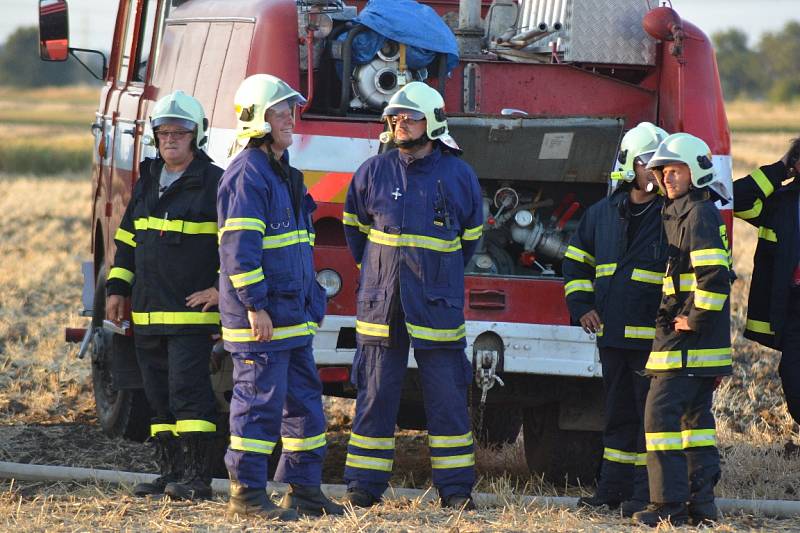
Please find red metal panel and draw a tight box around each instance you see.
[656,21,731,156]
[444,62,658,126]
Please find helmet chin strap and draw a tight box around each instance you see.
[395,134,430,149]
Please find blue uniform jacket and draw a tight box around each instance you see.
[343,147,483,349]
[217,147,326,352]
[563,187,668,351]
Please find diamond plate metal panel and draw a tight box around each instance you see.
[564,0,656,65]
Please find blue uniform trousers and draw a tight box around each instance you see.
[597,346,650,503]
[225,339,327,488]
[344,331,475,500]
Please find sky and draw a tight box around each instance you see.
[2,0,798,51]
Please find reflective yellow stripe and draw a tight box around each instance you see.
[734,198,762,220]
[230,267,265,288]
[663,277,675,295]
[368,229,461,252]
[176,419,216,433]
[406,322,466,342]
[342,211,370,234]
[595,263,617,278]
[694,289,727,311]
[646,350,682,370]
[219,217,266,235]
[564,245,596,267]
[603,447,638,464]
[221,322,316,342]
[151,423,177,437]
[751,168,774,198]
[134,217,217,235]
[690,248,729,268]
[758,226,777,243]
[262,230,313,249]
[631,268,663,284]
[349,433,395,450]
[108,266,134,284]
[682,428,716,448]
[114,227,137,248]
[345,453,393,472]
[635,453,647,466]
[719,225,733,269]
[679,273,697,292]
[429,432,474,448]
[355,320,390,338]
[430,453,475,469]
[746,318,775,335]
[132,311,220,325]
[646,431,683,451]
[282,432,326,452]
[564,279,594,296]
[461,225,483,241]
[687,347,732,368]
[230,435,276,454]
[624,325,656,340]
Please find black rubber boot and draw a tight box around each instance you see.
[279,484,345,516]
[441,494,477,511]
[620,499,648,517]
[133,431,182,497]
[577,494,621,510]
[227,481,298,521]
[688,500,719,526]
[342,488,380,508]
[632,502,688,527]
[165,433,214,501]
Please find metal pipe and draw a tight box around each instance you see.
[520,0,533,31]
[338,24,369,116]
[542,0,553,29]
[551,0,563,27]
[3,461,800,518]
[559,0,568,28]
[458,0,481,31]
[535,0,547,32]
[301,26,315,113]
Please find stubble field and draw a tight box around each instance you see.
[0,89,799,531]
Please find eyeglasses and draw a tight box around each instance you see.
[155,129,193,140]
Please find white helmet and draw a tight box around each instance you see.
[380,81,460,151]
[647,132,731,200]
[150,90,208,149]
[611,122,669,182]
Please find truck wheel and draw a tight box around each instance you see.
[522,404,602,485]
[473,405,522,446]
[90,267,151,442]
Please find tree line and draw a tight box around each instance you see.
[713,21,800,102]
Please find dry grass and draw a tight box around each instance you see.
[1,97,800,529]
[726,100,800,133]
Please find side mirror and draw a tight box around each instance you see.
[39,0,70,61]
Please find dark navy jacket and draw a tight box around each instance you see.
[647,189,732,376]
[343,147,483,349]
[217,147,326,353]
[563,187,668,351]
[734,161,800,349]
[106,156,222,335]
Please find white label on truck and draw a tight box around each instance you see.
[538,132,574,160]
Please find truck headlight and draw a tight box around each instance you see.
[316,269,342,298]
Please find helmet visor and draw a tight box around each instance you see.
[153,117,196,132]
[636,151,656,166]
[382,107,425,121]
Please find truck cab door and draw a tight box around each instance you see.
[104,0,163,265]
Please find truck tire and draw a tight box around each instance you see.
[522,404,602,485]
[473,405,522,447]
[90,267,151,442]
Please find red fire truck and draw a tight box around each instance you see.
[43,0,731,483]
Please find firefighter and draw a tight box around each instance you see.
[217,74,343,520]
[341,81,484,510]
[733,139,800,428]
[631,133,732,527]
[105,90,221,500]
[564,122,669,516]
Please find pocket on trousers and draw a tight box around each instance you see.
[350,346,365,388]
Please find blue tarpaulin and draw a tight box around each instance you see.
[341,0,460,72]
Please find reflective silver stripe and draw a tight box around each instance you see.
[430,453,475,469]
[368,229,461,253]
[682,429,716,448]
[564,245,596,266]
[429,432,474,448]
[686,348,731,368]
[689,248,729,268]
[355,320,390,338]
[645,432,683,451]
[282,432,326,451]
[694,289,727,311]
[349,433,395,450]
[603,447,638,464]
[631,268,663,284]
[229,267,265,288]
[262,230,312,249]
[345,453,393,472]
[595,263,617,277]
[564,279,593,296]
[405,322,466,342]
[230,435,276,454]
[342,211,370,234]
[624,325,656,340]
